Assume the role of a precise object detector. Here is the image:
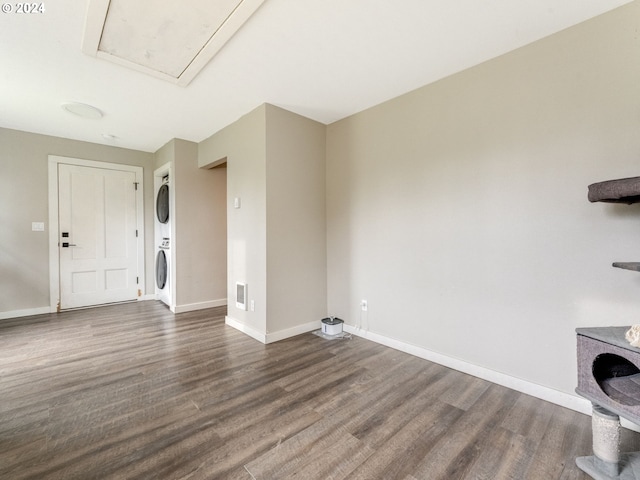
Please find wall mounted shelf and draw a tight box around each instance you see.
[589,176,640,275]
[588,176,640,204]
[612,262,640,272]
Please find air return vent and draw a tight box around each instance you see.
[82,0,266,86]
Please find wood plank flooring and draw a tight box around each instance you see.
[1,301,639,479]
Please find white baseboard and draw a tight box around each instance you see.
[225,316,266,343]
[265,321,321,344]
[174,299,227,314]
[0,306,54,320]
[138,294,157,302]
[225,317,320,344]
[343,324,593,418]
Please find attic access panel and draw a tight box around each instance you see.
[82,0,265,86]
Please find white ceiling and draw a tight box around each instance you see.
[0,0,632,153]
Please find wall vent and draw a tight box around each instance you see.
[236,282,247,310]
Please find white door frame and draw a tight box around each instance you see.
[48,155,145,312]
[154,162,176,310]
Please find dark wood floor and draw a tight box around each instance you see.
[1,302,638,480]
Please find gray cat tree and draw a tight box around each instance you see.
[576,177,640,480]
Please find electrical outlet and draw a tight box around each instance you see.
[361,299,368,311]
[250,300,255,311]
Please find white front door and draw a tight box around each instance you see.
[58,163,139,309]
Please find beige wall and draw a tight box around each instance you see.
[173,139,227,308]
[265,104,327,333]
[154,139,174,171]
[199,104,327,339]
[0,128,154,316]
[200,105,268,334]
[326,1,640,396]
[153,139,227,311]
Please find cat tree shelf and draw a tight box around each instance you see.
[588,176,640,204]
[579,177,640,479]
[612,262,640,272]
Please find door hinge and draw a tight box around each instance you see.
[134,182,139,190]
[136,276,139,284]
[135,229,138,237]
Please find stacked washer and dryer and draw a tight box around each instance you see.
[154,166,172,308]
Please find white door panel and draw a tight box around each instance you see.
[58,164,138,309]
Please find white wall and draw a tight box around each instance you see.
[326,1,640,396]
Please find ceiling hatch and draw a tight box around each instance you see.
[82,0,265,86]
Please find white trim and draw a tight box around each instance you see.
[0,307,53,320]
[48,155,145,311]
[225,316,266,343]
[174,299,227,314]
[154,163,175,310]
[48,159,60,310]
[265,321,321,344]
[81,0,110,56]
[343,324,592,416]
[177,0,267,86]
[224,317,322,344]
